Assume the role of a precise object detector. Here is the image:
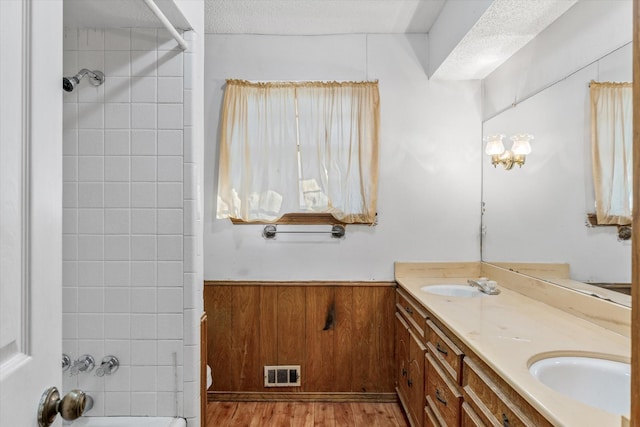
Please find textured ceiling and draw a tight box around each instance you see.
[433,0,578,79]
[64,0,447,34]
[63,0,578,80]
[205,0,446,34]
[64,0,190,29]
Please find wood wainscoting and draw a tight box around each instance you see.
[204,282,396,402]
[200,313,208,427]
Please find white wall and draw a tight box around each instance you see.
[61,27,200,421]
[203,34,482,281]
[482,2,632,283]
[173,3,205,426]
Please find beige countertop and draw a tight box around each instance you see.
[395,271,630,427]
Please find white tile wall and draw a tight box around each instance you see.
[62,27,199,420]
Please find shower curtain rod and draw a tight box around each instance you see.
[142,0,188,51]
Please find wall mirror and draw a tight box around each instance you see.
[481,34,632,307]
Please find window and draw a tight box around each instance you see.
[216,80,380,224]
[590,81,632,225]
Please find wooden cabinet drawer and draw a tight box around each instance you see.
[426,353,462,427]
[397,288,428,338]
[462,359,552,427]
[427,320,464,384]
[424,400,441,427]
[461,402,486,427]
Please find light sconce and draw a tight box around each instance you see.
[485,134,533,170]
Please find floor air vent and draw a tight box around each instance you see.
[264,365,301,387]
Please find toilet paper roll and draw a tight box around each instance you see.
[206,365,212,388]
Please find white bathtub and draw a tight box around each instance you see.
[64,417,186,427]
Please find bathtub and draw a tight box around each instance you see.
[64,418,186,427]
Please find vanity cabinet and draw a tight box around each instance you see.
[395,284,555,427]
[396,288,427,427]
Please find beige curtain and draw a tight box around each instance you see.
[296,82,379,223]
[590,81,633,225]
[217,79,380,223]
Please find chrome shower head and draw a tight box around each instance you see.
[62,69,105,92]
[62,75,79,92]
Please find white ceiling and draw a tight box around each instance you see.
[64,0,191,30]
[204,0,447,35]
[63,0,579,79]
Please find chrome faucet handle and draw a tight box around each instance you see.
[467,278,501,295]
[62,354,71,372]
[484,280,501,295]
[70,354,95,376]
[95,355,119,377]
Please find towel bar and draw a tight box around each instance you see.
[262,224,345,239]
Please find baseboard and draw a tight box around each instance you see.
[208,391,398,403]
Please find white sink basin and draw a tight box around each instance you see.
[529,356,630,416]
[419,284,486,298]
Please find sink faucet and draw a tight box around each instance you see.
[467,277,500,295]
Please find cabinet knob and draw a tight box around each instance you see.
[435,388,447,406]
[402,368,407,377]
[404,306,413,315]
[407,379,413,388]
[502,413,510,427]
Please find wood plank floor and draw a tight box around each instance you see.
[207,402,409,426]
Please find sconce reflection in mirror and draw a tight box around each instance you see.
[485,134,533,170]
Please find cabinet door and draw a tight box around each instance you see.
[408,328,426,427]
[396,313,410,404]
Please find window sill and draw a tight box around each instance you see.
[230,213,358,226]
[586,213,631,240]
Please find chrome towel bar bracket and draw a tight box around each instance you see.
[263,224,346,239]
